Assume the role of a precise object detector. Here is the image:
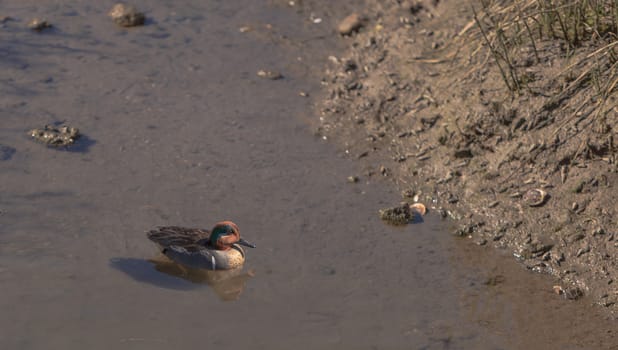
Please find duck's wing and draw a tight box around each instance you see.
[147,226,210,251]
[161,245,218,270]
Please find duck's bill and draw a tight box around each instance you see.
[237,238,256,248]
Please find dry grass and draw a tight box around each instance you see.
[466,0,617,120]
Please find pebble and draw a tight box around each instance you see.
[257,70,283,80]
[28,18,52,32]
[347,176,359,183]
[338,13,363,35]
[108,3,145,27]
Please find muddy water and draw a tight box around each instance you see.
[0,1,615,349]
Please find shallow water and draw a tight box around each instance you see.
[0,1,615,349]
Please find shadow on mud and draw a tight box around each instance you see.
[0,144,16,161]
[63,134,96,153]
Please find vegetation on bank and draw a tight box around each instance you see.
[468,0,616,126]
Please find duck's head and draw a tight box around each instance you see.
[209,221,256,251]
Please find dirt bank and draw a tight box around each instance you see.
[318,0,618,313]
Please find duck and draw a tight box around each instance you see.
[147,221,255,270]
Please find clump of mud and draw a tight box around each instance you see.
[379,202,426,225]
[379,203,414,225]
[29,125,80,147]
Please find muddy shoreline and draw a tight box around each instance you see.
[317,0,618,313]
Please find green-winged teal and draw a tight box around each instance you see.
[147,221,255,270]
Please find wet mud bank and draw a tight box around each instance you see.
[0,0,617,349]
[317,0,618,313]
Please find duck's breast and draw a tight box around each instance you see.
[218,245,245,269]
[163,245,245,270]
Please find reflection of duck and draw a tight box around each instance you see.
[147,255,254,301]
[147,221,255,270]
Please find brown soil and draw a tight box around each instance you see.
[318,0,618,313]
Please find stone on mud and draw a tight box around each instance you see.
[28,18,51,32]
[338,13,363,35]
[109,3,145,27]
[257,70,283,80]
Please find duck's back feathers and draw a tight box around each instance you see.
[147,226,210,252]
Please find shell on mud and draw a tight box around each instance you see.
[29,125,80,147]
[410,203,427,216]
[522,188,548,207]
[28,18,52,32]
[108,3,145,27]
